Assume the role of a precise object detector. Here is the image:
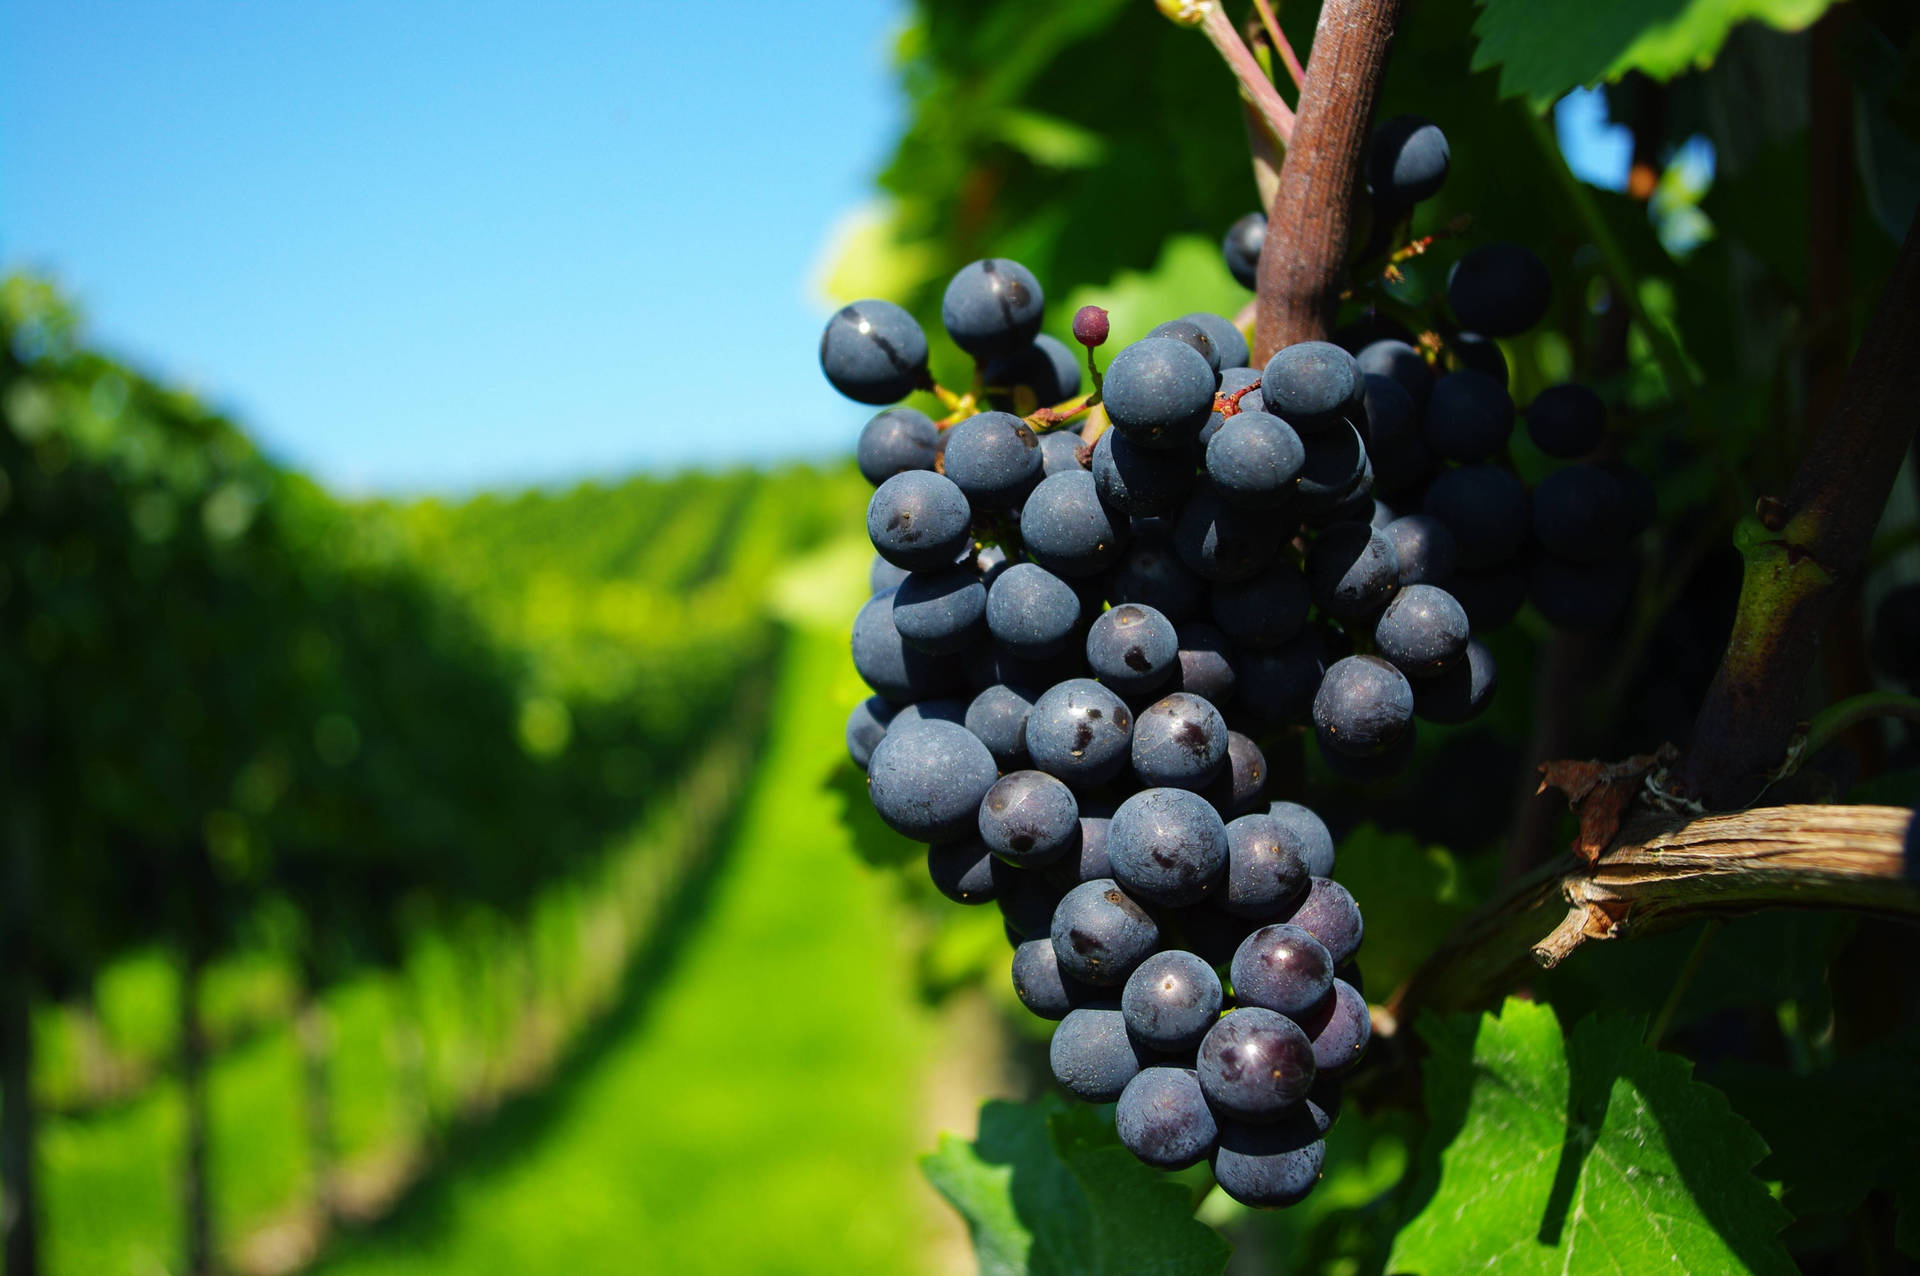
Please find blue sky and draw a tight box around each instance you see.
[2,1,903,493]
[4,5,1642,496]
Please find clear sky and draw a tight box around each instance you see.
[2,1,903,494]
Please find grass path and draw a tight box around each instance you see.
[314,619,944,1276]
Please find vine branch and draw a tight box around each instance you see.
[1679,208,1920,809]
[1385,804,1920,1027]
[1253,0,1404,360]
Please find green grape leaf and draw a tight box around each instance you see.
[1469,0,1836,109]
[1389,998,1795,1274]
[923,1095,1230,1276]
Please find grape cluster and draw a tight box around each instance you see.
[823,255,1435,1207]
[1223,117,1652,634]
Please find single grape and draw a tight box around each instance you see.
[928,838,998,904]
[1206,410,1305,510]
[1051,877,1161,985]
[1043,807,1115,889]
[1037,429,1088,476]
[1026,677,1135,787]
[1295,978,1370,1076]
[966,683,1034,770]
[866,719,999,842]
[1223,212,1267,289]
[1211,1110,1326,1208]
[1373,583,1470,678]
[1235,626,1331,727]
[1222,813,1310,919]
[1412,637,1497,724]
[820,299,930,404]
[1073,305,1110,348]
[851,589,961,704]
[1293,420,1368,511]
[856,407,940,486]
[1121,950,1223,1052]
[1092,426,1196,516]
[1304,1078,1343,1135]
[1012,937,1096,1020]
[1424,369,1515,463]
[1171,621,1237,704]
[1306,521,1401,622]
[1357,372,1430,496]
[1282,877,1363,966]
[1367,115,1450,205]
[1313,655,1414,758]
[1130,693,1231,792]
[1173,480,1278,583]
[1233,922,1334,1018]
[1108,786,1230,905]
[1527,383,1607,458]
[1261,341,1361,432]
[1203,731,1268,819]
[1050,1006,1150,1102]
[986,562,1082,659]
[1532,463,1629,564]
[1147,318,1221,374]
[1381,514,1457,586]
[983,333,1080,412]
[1423,464,1530,570]
[942,258,1045,359]
[1020,468,1127,577]
[1451,331,1509,384]
[943,410,1043,508]
[892,567,988,654]
[1107,535,1205,623]
[1117,1067,1219,1169]
[979,770,1080,867]
[996,864,1066,939]
[1355,338,1434,405]
[1181,311,1250,370]
[1086,603,1179,696]
[1197,1007,1317,1121]
[846,696,897,770]
[1447,242,1552,337]
[1267,802,1335,878]
[1211,561,1312,650]
[867,469,973,572]
[1103,338,1218,449]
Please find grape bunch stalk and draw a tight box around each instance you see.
[822,116,1647,1209]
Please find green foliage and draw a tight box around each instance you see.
[923,1094,1230,1276]
[1392,999,1794,1274]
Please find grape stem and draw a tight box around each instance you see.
[1194,4,1295,147]
[1248,0,1306,91]
[1253,0,1404,360]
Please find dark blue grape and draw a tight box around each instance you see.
[867,470,973,572]
[1147,318,1222,374]
[1012,937,1097,1019]
[1037,429,1088,476]
[1211,1110,1325,1208]
[943,410,1042,508]
[1424,369,1515,463]
[870,554,910,595]
[1027,678,1135,787]
[1529,552,1637,631]
[985,562,1081,659]
[1232,923,1334,1017]
[1381,514,1457,586]
[892,567,987,654]
[1223,212,1266,289]
[1294,420,1368,511]
[1049,1006,1150,1102]
[1043,807,1115,889]
[1172,621,1237,704]
[1086,603,1179,696]
[820,299,930,404]
[1527,383,1606,458]
[1205,411,1304,509]
[1451,331,1509,384]
[1261,341,1361,432]
[1020,468,1127,577]
[1107,536,1205,623]
[852,589,962,704]
[1130,693,1230,792]
[1103,338,1218,449]
[1355,338,1434,405]
[929,838,998,904]
[1210,561,1312,650]
[1367,115,1450,205]
[1423,464,1529,570]
[1203,731,1268,819]
[1295,978,1370,1075]
[1197,1008,1317,1121]
[1412,637,1497,724]
[983,333,1081,412]
[887,698,969,731]
[1305,1078,1342,1135]
[1267,802,1334,878]
[1173,480,1278,583]
[1222,813,1310,919]
[1051,878,1161,986]
[943,258,1045,359]
[1306,522,1401,622]
[1121,950,1223,1052]
[1533,463,1629,564]
[866,719,998,841]
[979,769,1080,867]
[1373,584,1470,678]
[1091,426,1196,516]
[1448,242,1552,337]
[856,407,940,486]
[1358,372,1430,496]
[1182,312,1250,370]
[1108,786,1229,905]
[966,683,1034,770]
[1117,1067,1219,1169]
[846,695,897,770]
[1282,877,1363,966]
[1313,655,1413,758]
[1235,626,1331,727]
[997,864,1066,939]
